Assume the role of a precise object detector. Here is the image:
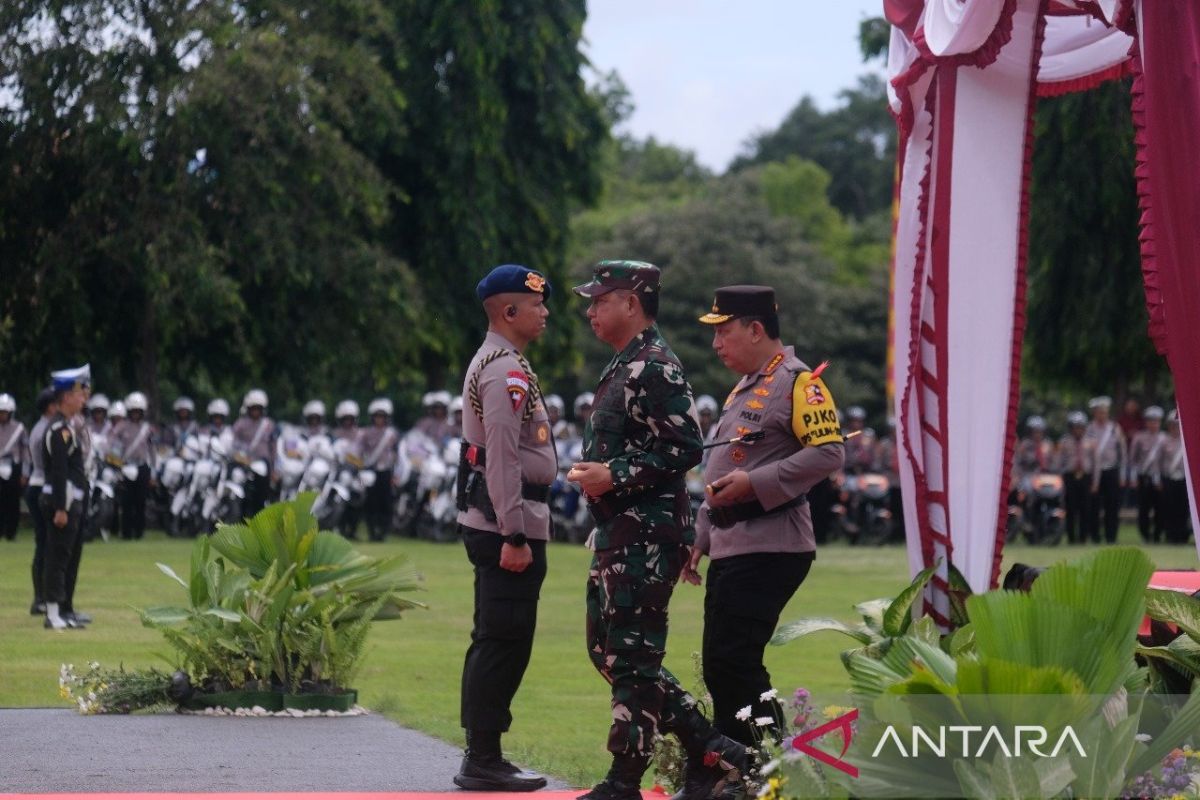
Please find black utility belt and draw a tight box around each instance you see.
[461,472,550,523]
[706,494,806,530]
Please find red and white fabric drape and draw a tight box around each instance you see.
[886,0,1200,614]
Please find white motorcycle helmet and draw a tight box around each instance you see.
[574,393,595,414]
[0,393,15,413]
[544,394,565,414]
[696,395,718,415]
[207,398,231,417]
[425,390,452,409]
[243,388,268,410]
[449,395,464,415]
[303,399,326,418]
[90,393,110,412]
[125,391,149,413]
[109,401,127,420]
[368,398,394,417]
[173,396,195,413]
[335,399,360,420]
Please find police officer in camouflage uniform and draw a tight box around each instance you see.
[686,286,844,797]
[453,264,556,792]
[568,261,746,800]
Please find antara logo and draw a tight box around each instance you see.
[871,724,1088,759]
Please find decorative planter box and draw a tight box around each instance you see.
[182,689,285,712]
[281,689,358,712]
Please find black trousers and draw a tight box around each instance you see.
[25,485,47,602]
[121,465,150,539]
[1161,478,1192,544]
[0,470,21,539]
[460,526,546,733]
[1086,467,1121,544]
[1063,473,1089,544]
[703,551,814,748]
[39,496,80,605]
[365,471,394,540]
[1137,475,1162,543]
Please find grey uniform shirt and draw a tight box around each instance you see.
[1159,435,1187,481]
[1056,434,1093,476]
[231,416,276,462]
[25,416,51,485]
[1083,420,1126,479]
[457,330,558,540]
[694,347,845,560]
[1128,429,1167,482]
[360,425,399,471]
[0,419,27,470]
[111,419,157,467]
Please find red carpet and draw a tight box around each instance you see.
[3,794,665,799]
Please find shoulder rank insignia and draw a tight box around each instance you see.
[724,392,736,410]
[747,399,765,410]
[506,370,529,412]
[763,353,785,375]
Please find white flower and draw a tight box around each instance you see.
[755,716,775,727]
[759,688,778,702]
[735,705,753,721]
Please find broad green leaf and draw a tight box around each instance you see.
[1144,587,1200,641]
[140,606,191,624]
[771,617,873,646]
[203,607,242,622]
[988,751,1041,800]
[884,562,938,637]
[953,758,996,800]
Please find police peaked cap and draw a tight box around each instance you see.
[476,264,551,301]
[699,285,778,324]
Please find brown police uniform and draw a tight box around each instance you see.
[1158,425,1191,544]
[694,285,845,751]
[1084,416,1126,544]
[1056,425,1093,544]
[453,265,555,793]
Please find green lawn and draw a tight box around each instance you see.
[1,525,1194,787]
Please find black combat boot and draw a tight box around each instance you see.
[453,730,547,792]
[667,733,749,800]
[577,753,648,800]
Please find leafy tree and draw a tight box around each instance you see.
[568,168,888,416]
[383,0,608,387]
[732,74,896,221]
[1026,80,1170,400]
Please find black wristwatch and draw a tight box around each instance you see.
[502,532,528,547]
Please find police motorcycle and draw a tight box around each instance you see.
[274,425,312,503]
[831,451,894,546]
[207,432,268,526]
[310,436,368,533]
[1006,472,1065,546]
[168,433,222,537]
[393,428,444,537]
[550,436,591,543]
[414,436,460,542]
[158,438,199,537]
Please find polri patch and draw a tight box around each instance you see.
[506,370,529,411]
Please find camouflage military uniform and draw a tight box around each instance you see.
[581,321,709,759]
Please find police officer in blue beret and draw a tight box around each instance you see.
[453,264,557,792]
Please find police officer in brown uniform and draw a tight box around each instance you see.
[453,264,557,792]
[1129,406,1166,543]
[1084,396,1127,543]
[687,286,845,781]
[1157,410,1191,544]
[1056,411,1092,544]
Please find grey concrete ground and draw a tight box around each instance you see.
[0,709,570,793]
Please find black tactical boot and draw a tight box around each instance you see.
[577,753,648,800]
[667,733,749,800]
[453,730,547,792]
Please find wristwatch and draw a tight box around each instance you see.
[502,532,528,547]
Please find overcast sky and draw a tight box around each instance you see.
[583,1,887,172]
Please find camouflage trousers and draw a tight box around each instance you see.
[586,543,713,758]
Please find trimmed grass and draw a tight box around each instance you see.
[1,525,1194,787]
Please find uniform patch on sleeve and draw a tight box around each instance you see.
[506,371,529,412]
[792,371,843,447]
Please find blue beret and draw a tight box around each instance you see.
[476,264,552,302]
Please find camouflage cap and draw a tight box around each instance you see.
[572,260,660,298]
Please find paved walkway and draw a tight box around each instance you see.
[0,709,571,793]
